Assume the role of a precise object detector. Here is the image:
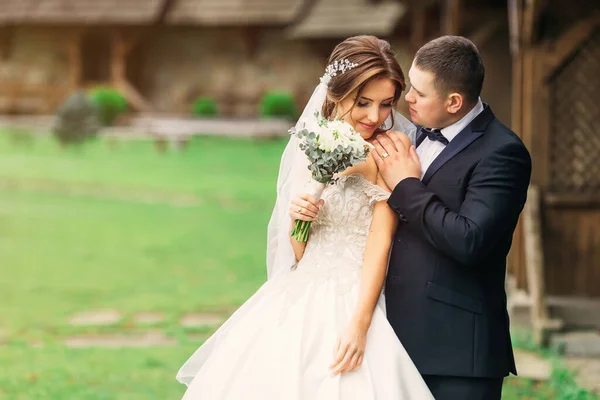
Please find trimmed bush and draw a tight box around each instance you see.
[89,87,127,126]
[192,97,218,117]
[259,92,297,120]
[52,91,99,146]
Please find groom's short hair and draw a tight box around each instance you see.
[414,36,484,105]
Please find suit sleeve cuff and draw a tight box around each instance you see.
[387,177,423,217]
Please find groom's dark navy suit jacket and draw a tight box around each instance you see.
[385,105,531,378]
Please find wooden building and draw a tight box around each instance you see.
[507,0,600,340]
[0,0,513,120]
[0,0,168,113]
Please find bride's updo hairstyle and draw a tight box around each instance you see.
[322,35,406,124]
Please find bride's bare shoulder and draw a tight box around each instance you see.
[363,153,379,184]
[365,151,392,193]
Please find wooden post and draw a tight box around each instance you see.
[0,26,14,60]
[522,0,543,47]
[510,58,523,137]
[508,0,523,133]
[243,26,260,59]
[67,34,83,92]
[410,3,427,50]
[469,20,503,49]
[507,51,525,281]
[111,37,126,85]
[116,80,153,113]
[506,0,525,284]
[110,30,152,112]
[508,0,521,56]
[441,0,461,36]
[523,186,555,346]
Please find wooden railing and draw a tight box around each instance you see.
[0,81,69,114]
[523,185,563,346]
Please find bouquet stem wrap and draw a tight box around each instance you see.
[290,180,327,242]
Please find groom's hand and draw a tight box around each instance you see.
[371,131,421,190]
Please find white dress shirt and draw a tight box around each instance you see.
[417,98,484,179]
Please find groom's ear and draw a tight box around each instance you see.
[445,92,464,115]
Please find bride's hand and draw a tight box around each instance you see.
[330,322,367,375]
[289,194,324,222]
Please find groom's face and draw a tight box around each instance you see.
[405,64,448,129]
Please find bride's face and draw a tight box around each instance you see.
[337,77,396,139]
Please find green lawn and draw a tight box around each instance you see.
[0,133,284,399]
[0,131,595,399]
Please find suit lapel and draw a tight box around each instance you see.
[416,126,426,147]
[421,105,495,185]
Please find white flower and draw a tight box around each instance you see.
[293,113,369,170]
[317,134,335,152]
[324,118,368,153]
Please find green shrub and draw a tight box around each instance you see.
[192,97,218,117]
[52,91,99,146]
[89,87,127,126]
[259,92,297,120]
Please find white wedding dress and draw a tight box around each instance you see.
[177,173,433,399]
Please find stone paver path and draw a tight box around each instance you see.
[513,331,600,395]
[68,309,122,326]
[64,330,176,348]
[513,349,552,381]
[180,313,224,328]
[60,310,228,348]
[565,357,600,395]
[551,331,600,357]
[550,330,600,395]
[23,309,600,395]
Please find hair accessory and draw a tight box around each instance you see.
[319,59,359,86]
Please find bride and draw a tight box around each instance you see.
[176,35,433,399]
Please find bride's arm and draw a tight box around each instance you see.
[353,175,396,327]
[331,174,397,375]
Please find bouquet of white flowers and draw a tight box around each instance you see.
[290,112,371,242]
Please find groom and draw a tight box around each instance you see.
[372,36,531,400]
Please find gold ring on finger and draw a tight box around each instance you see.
[297,207,303,214]
[381,152,390,159]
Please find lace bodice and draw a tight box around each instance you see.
[297,174,390,275]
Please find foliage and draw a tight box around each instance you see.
[52,91,99,146]
[88,87,128,126]
[506,329,599,400]
[259,92,298,120]
[192,97,218,117]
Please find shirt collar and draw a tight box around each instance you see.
[440,98,484,143]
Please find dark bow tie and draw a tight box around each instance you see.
[422,127,449,146]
